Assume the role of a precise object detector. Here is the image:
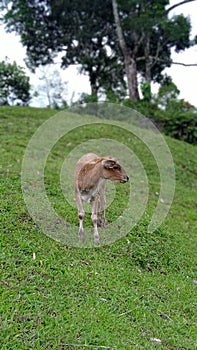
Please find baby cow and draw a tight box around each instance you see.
[74,153,129,244]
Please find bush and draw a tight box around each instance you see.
[153,111,197,144]
[123,99,197,145]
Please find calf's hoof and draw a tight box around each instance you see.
[94,235,100,245]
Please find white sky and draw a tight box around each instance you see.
[0,0,197,107]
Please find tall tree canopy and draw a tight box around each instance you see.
[0,0,196,100]
[112,0,195,99]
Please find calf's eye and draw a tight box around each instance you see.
[113,165,120,170]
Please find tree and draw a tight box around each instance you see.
[33,65,68,108]
[112,0,140,100]
[0,58,30,105]
[1,0,124,100]
[112,0,196,100]
[50,0,121,99]
[1,0,196,101]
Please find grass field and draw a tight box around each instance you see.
[0,106,197,349]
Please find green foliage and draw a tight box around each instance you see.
[120,78,197,145]
[1,0,123,98]
[140,82,152,102]
[118,0,193,85]
[157,76,180,107]
[1,0,195,100]
[154,108,197,145]
[0,59,30,105]
[76,93,98,104]
[154,79,197,144]
[162,14,191,52]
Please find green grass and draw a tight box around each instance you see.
[0,106,197,349]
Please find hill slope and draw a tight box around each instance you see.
[0,106,196,349]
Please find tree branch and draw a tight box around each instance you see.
[111,0,128,56]
[137,56,197,66]
[169,61,197,66]
[165,0,197,16]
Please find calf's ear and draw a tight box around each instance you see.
[102,159,117,169]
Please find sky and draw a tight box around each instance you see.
[0,0,197,107]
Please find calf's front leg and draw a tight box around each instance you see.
[99,182,106,228]
[91,195,100,244]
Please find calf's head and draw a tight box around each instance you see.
[102,158,129,183]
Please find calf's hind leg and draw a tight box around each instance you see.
[75,190,85,242]
[78,210,85,242]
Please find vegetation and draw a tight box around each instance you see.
[122,102,197,145]
[79,78,197,145]
[33,65,68,109]
[1,0,196,100]
[0,0,196,144]
[0,59,30,106]
[0,106,197,349]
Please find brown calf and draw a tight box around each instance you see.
[74,153,129,244]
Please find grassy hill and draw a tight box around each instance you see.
[0,106,196,349]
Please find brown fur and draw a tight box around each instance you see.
[74,153,129,244]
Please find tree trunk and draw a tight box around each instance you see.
[112,0,139,101]
[124,53,139,100]
[90,82,98,98]
[89,69,98,100]
[144,37,152,84]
